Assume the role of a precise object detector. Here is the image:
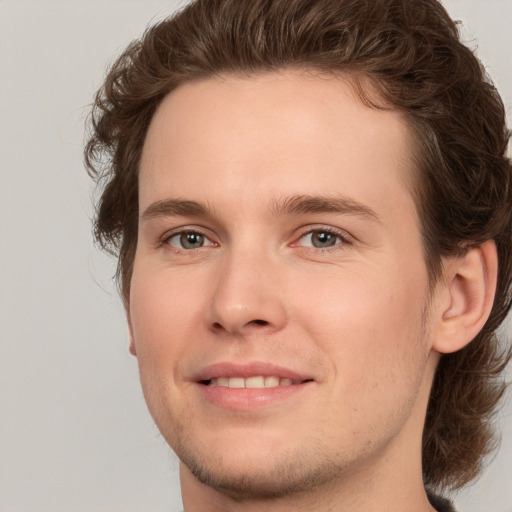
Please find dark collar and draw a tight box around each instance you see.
[427,492,456,512]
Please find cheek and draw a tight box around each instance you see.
[128,267,203,426]
[128,266,205,372]
[299,279,430,440]
[291,263,430,390]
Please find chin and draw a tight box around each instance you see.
[174,435,347,500]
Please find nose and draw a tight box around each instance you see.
[206,248,288,337]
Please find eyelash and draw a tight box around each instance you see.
[163,230,217,251]
[161,226,352,252]
[292,226,352,251]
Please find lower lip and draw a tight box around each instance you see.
[196,382,314,410]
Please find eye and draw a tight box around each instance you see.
[296,229,347,249]
[167,231,215,250]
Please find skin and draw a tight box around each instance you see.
[128,70,496,511]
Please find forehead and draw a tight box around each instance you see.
[139,70,416,215]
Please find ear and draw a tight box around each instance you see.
[126,307,137,357]
[128,328,137,356]
[432,240,498,354]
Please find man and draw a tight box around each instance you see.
[85,0,512,510]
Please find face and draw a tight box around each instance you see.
[129,71,439,499]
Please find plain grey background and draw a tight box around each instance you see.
[0,1,511,511]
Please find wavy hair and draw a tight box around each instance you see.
[85,0,512,491]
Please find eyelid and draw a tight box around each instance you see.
[291,225,354,248]
[157,224,353,250]
[161,226,218,249]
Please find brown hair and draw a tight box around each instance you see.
[85,0,512,492]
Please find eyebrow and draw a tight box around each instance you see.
[140,198,210,221]
[269,194,381,222]
[140,194,380,223]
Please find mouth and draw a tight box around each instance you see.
[202,376,314,388]
[193,362,315,409]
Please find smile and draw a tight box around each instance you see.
[206,376,310,388]
[194,363,316,410]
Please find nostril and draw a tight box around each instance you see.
[210,318,273,334]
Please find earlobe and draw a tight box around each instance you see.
[128,332,137,356]
[432,240,498,354]
[126,310,137,357]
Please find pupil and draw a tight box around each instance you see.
[181,232,204,248]
[313,231,335,247]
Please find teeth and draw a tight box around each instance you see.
[208,376,302,388]
[217,377,229,386]
[264,376,280,387]
[246,376,265,388]
[228,377,245,388]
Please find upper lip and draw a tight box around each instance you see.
[193,362,314,383]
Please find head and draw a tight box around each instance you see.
[85,0,512,496]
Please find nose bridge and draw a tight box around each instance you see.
[207,242,287,335]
